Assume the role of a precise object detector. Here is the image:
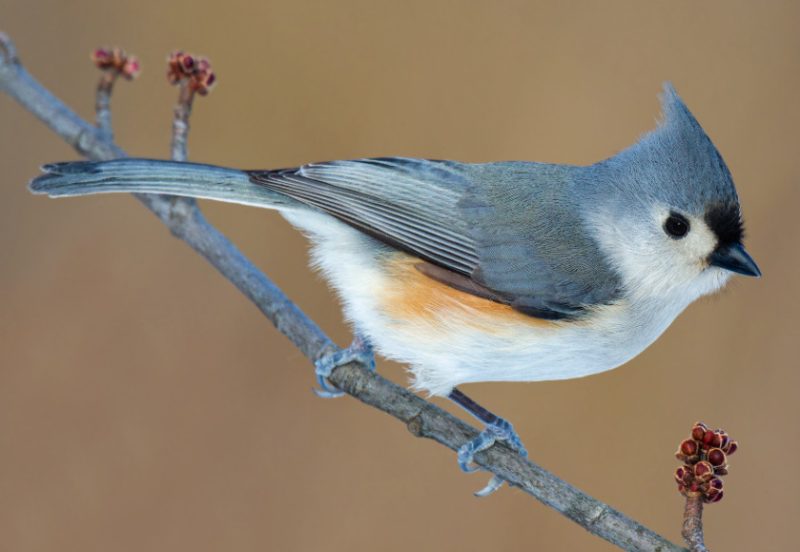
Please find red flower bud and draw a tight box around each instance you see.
[92,47,139,79]
[167,51,216,95]
[676,422,736,500]
[675,465,692,485]
[707,477,723,491]
[693,460,714,482]
[707,448,726,467]
[122,58,140,80]
[691,422,708,441]
[180,54,195,72]
[680,439,698,456]
[92,48,112,66]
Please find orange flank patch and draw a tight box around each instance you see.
[378,254,556,331]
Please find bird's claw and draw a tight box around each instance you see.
[457,417,528,496]
[313,335,375,398]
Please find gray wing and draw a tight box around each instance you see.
[249,158,479,275]
[460,162,622,316]
[249,158,621,318]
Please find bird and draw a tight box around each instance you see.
[29,84,760,495]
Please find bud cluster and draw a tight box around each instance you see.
[91,47,140,80]
[167,51,216,95]
[674,422,737,504]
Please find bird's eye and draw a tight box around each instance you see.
[664,213,690,239]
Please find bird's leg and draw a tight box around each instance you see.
[313,333,375,398]
[448,387,528,496]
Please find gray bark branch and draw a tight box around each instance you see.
[171,81,193,162]
[0,32,686,552]
[95,71,115,140]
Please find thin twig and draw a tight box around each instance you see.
[95,71,116,139]
[0,32,687,552]
[682,495,707,551]
[91,47,140,140]
[167,51,215,162]
[171,82,193,162]
[167,61,201,224]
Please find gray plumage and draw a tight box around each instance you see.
[30,160,301,209]
[601,85,740,213]
[250,158,478,274]
[29,83,743,321]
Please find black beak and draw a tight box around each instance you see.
[708,243,761,277]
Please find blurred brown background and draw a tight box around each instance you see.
[1,1,798,550]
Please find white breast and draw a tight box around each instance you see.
[281,209,712,396]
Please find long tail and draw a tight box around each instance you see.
[29,158,303,210]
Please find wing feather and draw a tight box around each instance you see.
[248,157,621,319]
[249,158,480,274]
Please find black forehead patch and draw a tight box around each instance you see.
[705,203,743,246]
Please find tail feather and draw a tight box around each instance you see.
[29,158,303,210]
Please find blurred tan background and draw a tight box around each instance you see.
[1,1,798,550]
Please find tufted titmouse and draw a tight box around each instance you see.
[29,84,760,495]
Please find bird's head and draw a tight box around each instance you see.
[587,83,760,304]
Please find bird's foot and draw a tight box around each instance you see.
[313,334,375,398]
[458,417,528,497]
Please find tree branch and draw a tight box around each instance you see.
[0,32,686,552]
[682,496,708,552]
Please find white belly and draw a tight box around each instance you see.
[282,209,696,396]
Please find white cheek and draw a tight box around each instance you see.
[588,209,726,301]
[678,218,717,267]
